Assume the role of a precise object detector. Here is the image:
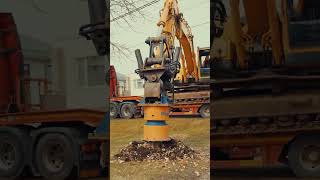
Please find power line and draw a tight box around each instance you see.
[111,0,160,22]
[120,21,210,48]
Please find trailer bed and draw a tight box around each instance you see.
[0,108,106,127]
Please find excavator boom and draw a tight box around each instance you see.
[157,0,199,82]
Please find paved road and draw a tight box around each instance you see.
[212,167,319,180]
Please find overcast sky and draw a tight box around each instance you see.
[0,0,90,45]
[110,0,210,75]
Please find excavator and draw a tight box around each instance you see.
[134,0,210,141]
[108,0,210,121]
[165,0,210,91]
[211,0,320,177]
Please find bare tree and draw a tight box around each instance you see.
[30,0,154,59]
[110,0,153,59]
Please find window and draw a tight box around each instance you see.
[134,79,144,89]
[87,61,105,86]
[78,56,106,87]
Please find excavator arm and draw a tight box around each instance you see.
[175,15,198,81]
[79,0,109,56]
[156,0,198,82]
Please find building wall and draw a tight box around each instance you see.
[52,39,108,110]
[128,73,144,96]
[116,72,129,96]
[24,59,50,106]
[0,0,107,110]
[20,35,52,109]
[19,37,108,110]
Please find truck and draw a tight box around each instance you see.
[0,0,108,179]
[110,47,210,119]
[211,0,320,178]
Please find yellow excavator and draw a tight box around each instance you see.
[211,0,320,177]
[135,0,209,141]
[211,0,320,84]
[152,0,210,86]
[156,0,198,84]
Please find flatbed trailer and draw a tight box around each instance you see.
[0,109,108,179]
[211,89,320,177]
[170,103,208,116]
[110,94,210,119]
[110,96,143,119]
[212,130,320,168]
[170,90,210,118]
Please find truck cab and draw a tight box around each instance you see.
[197,47,210,83]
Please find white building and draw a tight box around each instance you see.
[128,73,144,96]
[116,72,129,97]
[50,39,108,109]
[1,0,108,110]
[20,35,52,108]
[20,36,108,110]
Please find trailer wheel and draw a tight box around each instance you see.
[110,102,119,119]
[0,132,25,178]
[199,104,210,118]
[120,102,136,119]
[288,135,320,177]
[35,133,75,180]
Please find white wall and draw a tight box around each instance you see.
[52,39,108,109]
[25,59,47,106]
[19,34,52,108]
[128,73,144,96]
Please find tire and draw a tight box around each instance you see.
[110,102,119,119]
[199,104,210,118]
[35,133,75,180]
[120,102,136,119]
[288,135,320,178]
[0,132,26,178]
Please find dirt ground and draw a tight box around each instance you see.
[110,117,210,180]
